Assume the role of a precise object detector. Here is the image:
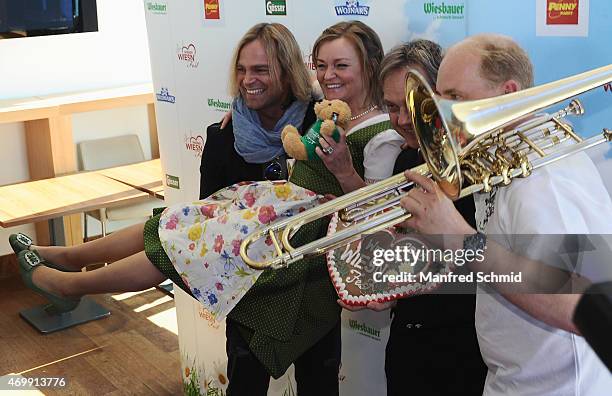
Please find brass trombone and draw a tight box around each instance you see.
[240,64,612,270]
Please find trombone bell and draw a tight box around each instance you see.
[406,64,612,199]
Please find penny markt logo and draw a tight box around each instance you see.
[204,0,220,19]
[546,0,579,25]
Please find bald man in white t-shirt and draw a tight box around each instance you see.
[400,34,612,396]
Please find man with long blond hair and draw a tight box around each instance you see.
[200,22,314,197]
[199,23,328,395]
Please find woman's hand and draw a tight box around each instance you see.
[318,194,337,204]
[316,126,355,178]
[220,112,232,129]
[316,127,367,193]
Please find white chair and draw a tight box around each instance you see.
[77,134,163,239]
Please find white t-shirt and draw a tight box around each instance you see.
[347,113,404,183]
[585,140,612,199]
[474,148,612,395]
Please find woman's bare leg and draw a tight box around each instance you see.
[31,251,166,297]
[31,223,146,271]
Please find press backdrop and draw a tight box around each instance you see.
[143,0,611,394]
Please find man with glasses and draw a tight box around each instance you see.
[378,39,487,396]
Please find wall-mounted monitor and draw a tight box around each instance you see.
[0,0,98,39]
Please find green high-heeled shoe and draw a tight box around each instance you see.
[18,250,81,314]
[9,233,33,254]
[10,233,79,272]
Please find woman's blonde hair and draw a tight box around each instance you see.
[312,20,385,109]
[229,23,311,102]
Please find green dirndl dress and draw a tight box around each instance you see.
[143,181,324,319]
[143,208,194,296]
[227,120,391,378]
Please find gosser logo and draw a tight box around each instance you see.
[185,132,205,158]
[146,1,167,14]
[204,0,220,19]
[266,0,286,15]
[166,174,180,189]
[207,98,231,112]
[335,0,370,16]
[423,2,465,20]
[177,43,199,68]
[348,319,381,341]
[156,87,176,103]
[546,0,579,25]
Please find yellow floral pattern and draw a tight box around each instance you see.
[188,223,203,241]
[274,183,292,199]
[158,181,321,321]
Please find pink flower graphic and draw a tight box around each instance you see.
[215,282,224,291]
[165,214,179,230]
[244,192,256,207]
[258,206,277,224]
[200,204,216,218]
[232,239,242,256]
[213,234,224,253]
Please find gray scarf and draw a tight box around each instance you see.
[232,96,308,163]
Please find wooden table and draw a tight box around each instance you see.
[95,159,163,193]
[0,159,164,228]
[0,173,155,228]
[0,84,157,245]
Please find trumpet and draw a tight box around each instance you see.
[240,64,612,270]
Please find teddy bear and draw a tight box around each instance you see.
[281,99,352,160]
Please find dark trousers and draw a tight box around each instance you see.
[385,322,487,396]
[226,319,341,396]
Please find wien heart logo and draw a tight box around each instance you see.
[177,43,199,68]
[185,134,204,157]
[326,213,453,305]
